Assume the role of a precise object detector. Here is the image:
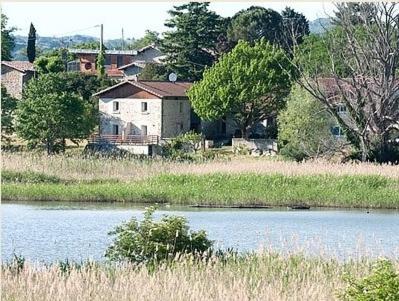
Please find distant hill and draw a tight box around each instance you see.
[12,34,98,61]
[309,17,333,34]
[11,18,333,61]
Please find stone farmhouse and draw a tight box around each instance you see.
[92,78,279,154]
[93,80,196,154]
[1,61,36,98]
[68,45,163,79]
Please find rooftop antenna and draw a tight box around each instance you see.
[168,72,177,83]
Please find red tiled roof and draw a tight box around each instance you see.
[94,80,192,98]
[2,61,35,72]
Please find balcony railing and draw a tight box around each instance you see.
[89,134,159,145]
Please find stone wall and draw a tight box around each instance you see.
[1,65,23,99]
[99,97,162,136]
[232,138,278,154]
[99,96,191,139]
[161,98,191,138]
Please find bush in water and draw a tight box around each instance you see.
[105,207,213,263]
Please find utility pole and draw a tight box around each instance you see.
[100,24,103,51]
[121,28,125,50]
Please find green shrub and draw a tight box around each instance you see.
[162,131,203,161]
[339,260,399,301]
[105,207,213,263]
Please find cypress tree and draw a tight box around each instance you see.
[27,23,36,63]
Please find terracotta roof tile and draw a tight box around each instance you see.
[130,81,192,97]
[2,61,35,72]
[94,80,192,97]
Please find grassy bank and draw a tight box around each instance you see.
[3,253,394,301]
[3,172,399,208]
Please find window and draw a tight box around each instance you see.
[331,126,343,137]
[141,102,148,112]
[179,102,183,113]
[113,101,120,112]
[336,104,347,113]
[112,124,119,135]
[141,125,147,136]
[117,55,123,67]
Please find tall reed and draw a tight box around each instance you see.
[3,152,399,182]
[3,253,392,301]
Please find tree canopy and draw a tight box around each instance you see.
[188,39,294,138]
[27,23,37,63]
[34,48,75,74]
[225,6,309,53]
[16,74,97,154]
[278,84,343,161]
[227,6,282,47]
[1,13,16,61]
[161,2,225,81]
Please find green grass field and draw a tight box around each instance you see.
[3,171,399,208]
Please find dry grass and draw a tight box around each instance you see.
[2,152,399,183]
[2,254,388,301]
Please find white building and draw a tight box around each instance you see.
[94,80,193,146]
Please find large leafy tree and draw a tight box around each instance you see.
[1,86,17,143]
[1,13,16,61]
[16,74,96,154]
[34,56,65,74]
[278,84,345,161]
[58,72,115,102]
[161,2,225,81]
[188,39,294,138]
[27,23,36,63]
[226,6,282,48]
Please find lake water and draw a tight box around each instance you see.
[2,202,399,263]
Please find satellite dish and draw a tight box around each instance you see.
[168,73,177,83]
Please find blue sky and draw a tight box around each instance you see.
[2,2,335,40]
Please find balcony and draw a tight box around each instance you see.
[88,134,159,145]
